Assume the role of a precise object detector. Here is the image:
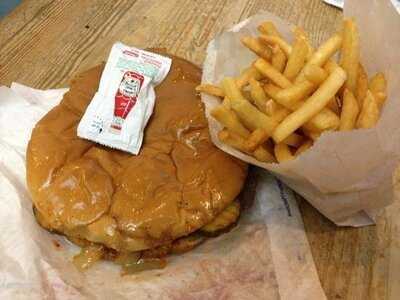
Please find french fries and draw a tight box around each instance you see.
[271,45,287,73]
[196,84,224,97]
[271,105,291,122]
[327,97,340,114]
[302,127,322,141]
[282,132,304,147]
[340,19,359,94]
[236,66,263,88]
[249,78,268,112]
[211,105,250,138]
[257,21,282,37]
[295,139,313,156]
[199,19,387,164]
[241,36,272,60]
[293,26,314,60]
[259,35,292,56]
[274,80,316,109]
[254,58,292,88]
[339,89,359,131]
[295,33,342,83]
[274,143,294,163]
[303,65,328,85]
[305,108,340,131]
[356,90,380,129]
[264,83,282,99]
[218,129,249,153]
[273,65,328,109]
[253,146,276,163]
[245,128,269,151]
[356,63,368,106]
[265,99,278,116]
[273,67,346,143]
[222,77,278,134]
[369,72,387,107]
[283,38,308,80]
[222,97,231,109]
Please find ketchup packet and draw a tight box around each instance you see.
[77,43,171,154]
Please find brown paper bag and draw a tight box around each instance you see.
[200,0,400,226]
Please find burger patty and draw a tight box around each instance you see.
[26,52,248,254]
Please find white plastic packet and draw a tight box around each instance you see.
[77,43,171,154]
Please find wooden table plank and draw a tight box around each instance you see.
[0,1,397,299]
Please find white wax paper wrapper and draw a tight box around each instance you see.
[0,83,325,299]
[201,0,400,227]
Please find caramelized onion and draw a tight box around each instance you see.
[73,244,104,270]
[121,258,167,275]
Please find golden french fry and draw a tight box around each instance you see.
[339,19,360,93]
[257,21,282,37]
[302,127,321,141]
[293,26,314,60]
[242,90,252,102]
[327,97,340,115]
[339,89,359,131]
[236,66,263,88]
[249,78,268,112]
[295,139,313,156]
[196,84,224,97]
[218,129,249,153]
[271,105,291,122]
[356,63,368,106]
[283,38,308,80]
[324,59,340,74]
[369,72,387,107]
[245,128,269,151]
[222,77,278,134]
[303,64,328,85]
[271,45,287,73]
[222,97,231,109]
[218,129,275,163]
[274,143,294,163]
[241,36,272,60]
[282,132,304,147]
[272,67,346,143]
[263,95,291,121]
[295,33,343,83]
[356,90,380,129]
[254,58,292,88]
[265,99,278,116]
[259,35,292,56]
[253,145,276,163]
[275,66,328,109]
[305,108,340,131]
[263,83,282,99]
[274,80,316,109]
[211,105,250,138]
[269,75,339,132]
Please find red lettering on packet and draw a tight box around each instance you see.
[111,71,144,131]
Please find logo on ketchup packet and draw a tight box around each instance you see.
[111,71,144,131]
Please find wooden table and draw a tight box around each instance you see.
[1,1,398,299]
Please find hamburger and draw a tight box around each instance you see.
[26,52,248,272]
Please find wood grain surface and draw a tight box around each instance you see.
[0,1,398,299]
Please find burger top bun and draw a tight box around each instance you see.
[27,52,248,252]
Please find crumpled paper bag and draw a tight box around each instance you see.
[0,83,325,299]
[200,0,400,226]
